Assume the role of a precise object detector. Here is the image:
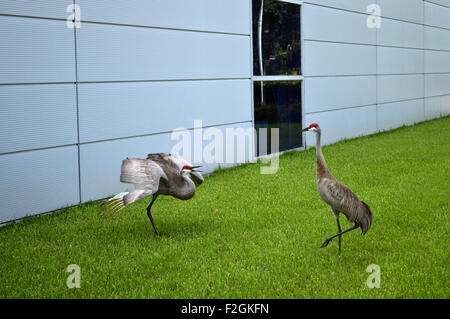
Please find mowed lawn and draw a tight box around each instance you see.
[0,117,448,299]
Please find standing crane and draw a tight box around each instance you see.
[301,123,373,253]
[99,153,204,235]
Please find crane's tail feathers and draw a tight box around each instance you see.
[359,201,373,235]
[98,189,154,217]
[99,199,126,217]
[98,192,129,216]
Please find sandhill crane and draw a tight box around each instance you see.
[301,123,373,253]
[99,153,204,235]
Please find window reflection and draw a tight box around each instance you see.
[254,81,302,155]
[252,0,301,76]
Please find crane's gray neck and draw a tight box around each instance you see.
[178,174,196,199]
[315,131,332,179]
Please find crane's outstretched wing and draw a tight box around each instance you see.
[99,158,167,216]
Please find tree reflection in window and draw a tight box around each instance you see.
[252,0,301,76]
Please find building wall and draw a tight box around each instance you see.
[0,0,449,223]
[303,0,450,146]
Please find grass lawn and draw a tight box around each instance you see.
[0,116,449,299]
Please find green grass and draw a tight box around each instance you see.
[0,117,449,299]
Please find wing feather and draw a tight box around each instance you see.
[99,189,154,216]
[120,158,167,193]
[99,157,167,216]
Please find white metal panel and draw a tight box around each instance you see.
[78,79,252,143]
[303,0,375,13]
[378,0,424,24]
[304,76,376,113]
[377,74,424,104]
[378,17,424,49]
[425,95,450,120]
[0,16,75,84]
[304,105,377,147]
[76,0,250,35]
[425,1,450,29]
[377,99,424,131]
[0,146,80,223]
[76,23,251,82]
[0,0,71,19]
[425,73,450,97]
[424,26,450,51]
[79,122,253,202]
[425,50,450,73]
[0,84,77,154]
[425,0,450,9]
[303,41,376,76]
[377,47,424,74]
[303,4,376,44]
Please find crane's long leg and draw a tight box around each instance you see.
[336,215,342,254]
[147,195,159,236]
[320,224,359,249]
[332,209,342,253]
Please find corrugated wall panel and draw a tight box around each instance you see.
[425,74,450,96]
[304,105,377,146]
[78,79,252,143]
[425,1,450,29]
[0,146,80,223]
[79,122,253,202]
[377,99,425,131]
[0,0,71,19]
[424,26,450,51]
[76,0,250,34]
[303,41,376,76]
[378,17,424,48]
[425,95,450,119]
[0,16,75,84]
[425,1,450,9]
[304,76,376,113]
[377,75,424,103]
[378,0,424,23]
[303,4,376,44]
[76,23,251,82]
[0,84,78,154]
[377,47,424,74]
[425,50,450,73]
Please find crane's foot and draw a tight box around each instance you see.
[320,237,333,248]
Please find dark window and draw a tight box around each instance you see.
[254,81,302,155]
[252,0,301,76]
[252,0,302,156]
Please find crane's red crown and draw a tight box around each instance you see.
[182,165,192,170]
[308,123,319,128]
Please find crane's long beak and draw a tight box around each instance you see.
[191,165,202,172]
[298,127,309,134]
